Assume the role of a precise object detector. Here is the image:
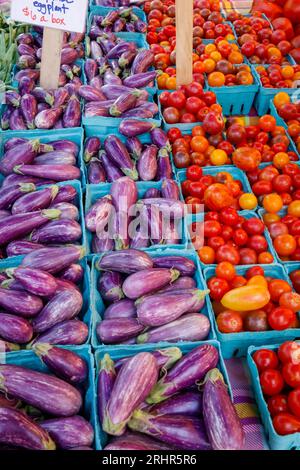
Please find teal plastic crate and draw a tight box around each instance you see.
[90,247,216,348]
[208,77,259,116]
[204,264,300,359]
[0,255,92,346]
[247,342,300,450]
[1,345,99,450]
[93,339,231,450]
[84,181,189,256]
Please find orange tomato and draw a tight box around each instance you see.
[258,252,274,264]
[210,51,222,62]
[210,149,227,165]
[263,193,283,213]
[208,71,225,87]
[247,275,268,289]
[288,201,300,218]
[273,152,290,169]
[274,234,297,256]
[205,44,216,55]
[191,136,209,153]
[192,126,205,137]
[198,246,215,264]
[157,72,169,89]
[263,212,281,225]
[281,66,295,79]
[203,58,216,73]
[221,285,271,312]
[165,76,176,89]
[239,193,258,210]
[228,51,244,64]
[236,71,254,85]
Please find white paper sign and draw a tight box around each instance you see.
[10,0,89,33]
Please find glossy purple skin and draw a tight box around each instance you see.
[97,318,143,344]
[129,412,211,450]
[109,91,139,117]
[165,220,180,245]
[85,196,112,233]
[11,186,58,214]
[32,87,54,106]
[92,232,114,253]
[104,69,123,86]
[0,183,35,210]
[34,344,88,384]
[103,352,158,436]
[32,320,88,346]
[22,245,83,274]
[6,241,44,257]
[156,152,172,180]
[54,88,70,107]
[98,249,153,274]
[98,271,124,303]
[50,202,79,221]
[90,76,103,90]
[4,137,28,152]
[61,47,78,65]
[52,185,77,204]
[63,95,81,128]
[101,84,134,100]
[161,178,179,200]
[101,151,123,182]
[148,345,219,404]
[32,288,83,333]
[152,256,196,276]
[111,177,137,249]
[88,158,106,184]
[131,50,154,74]
[5,91,20,108]
[126,136,142,160]
[105,136,136,178]
[122,108,153,119]
[31,219,82,244]
[98,354,116,426]
[84,137,101,163]
[137,145,158,181]
[130,226,150,249]
[107,41,136,60]
[105,432,174,451]
[79,85,106,102]
[13,267,57,297]
[137,313,210,344]
[51,140,79,155]
[0,210,10,220]
[34,151,76,166]
[40,416,94,449]
[119,119,155,137]
[0,407,55,450]
[1,175,42,189]
[0,287,43,318]
[114,347,181,373]
[143,188,160,199]
[59,264,83,284]
[141,198,184,220]
[20,94,37,129]
[0,365,82,417]
[84,59,98,82]
[149,391,203,417]
[90,40,103,60]
[35,107,63,129]
[15,164,81,181]
[0,140,39,176]
[19,76,35,96]
[15,69,40,82]
[0,312,33,344]
[203,369,245,450]
[124,71,157,88]
[150,128,171,151]
[103,299,136,320]
[123,268,179,300]
[1,107,12,130]
[157,276,196,294]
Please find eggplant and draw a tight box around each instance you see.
[141,198,184,219]
[54,88,70,107]
[79,85,106,102]
[144,188,161,198]
[85,196,112,233]
[34,151,76,166]
[157,276,196,294]
[0,393,20,409]
[137,145,158,181]
[97,318,144,344]
[5,91,21,108]
[103,352,158,436]
[30,219,82,244]
[111,177,138,249]
[0,140,40,176]
[15,164,81,181]
[84,137,101,163]
[114,347,181,375]
[101,84,135,100]
[130,224,150,249]
[156,151,172,180]
[126,136,143,160]
[61,47,78,65]
[52,184,77,204]
[12,267,57,297]
[10,109,27,130]
[101,151,123,182]
[35,107,63,129]
[105,136,138,180]
[32,288,83,333]
[63,95,81,128]
[103,299,136,320]
[98,249,153,274]
[20,94,37,129]
[92,232,115,253]
[123,71,157,88]
[129,411,211,450]
[88,158,106,184]
[104,69,123,86]
[98,271,124,303]
[50,202,79,221]
[32,88,54,106]
[0,365,82,416]
[151,128,172,152]
[85,101,111,117]
[122,108,153,119]
[0,407,55,450]
[0,312,33,344]
[203,368,245,450]
[0,287,43,318]
[6,241,44,257]
[152,256,196,276]
[107,41,136,60]
[0,210,10,220]
[131,50,154,74]
[147,344,219,404]
[21,245,84,273]
[31,320,88,346]
[105,432,174,450]
[110,90,140,117]
[1,174,43,188]
[40,416,94,449]
[98,354,116,425]
[11,185,58,214]
[0,183,36,210]
[59,264,83,284]
[84,59,98,82]
[137,313,210,344]
[33,344,87,384]
[119,119,155,137]
[123,268,180,300]
[161,179,179,200]
[51,140,79,155]
[149,391,203,417]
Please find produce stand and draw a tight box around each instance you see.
[0,0,299,453]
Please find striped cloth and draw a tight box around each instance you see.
[225,358,269,450]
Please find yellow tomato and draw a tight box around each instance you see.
[221,285,271,312]
[205,44,217,54]
[239,193,258,210]
[210,149,227,165]
[247,275,268,289]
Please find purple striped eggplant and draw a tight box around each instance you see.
[11,185,58,214]
[147,344,219,404]
[51,140,79,155]
[85,196,112,233]
[20,94,37,130]
[9,109,26,130]
[122,108,153,119]
[84,137,101,163]
[151,128,171,152]
[21,245,84,273]
[97,318,144,344]
[105,136,138,180]
[13,267,57,297]
[90,76,103,90]
[130,224,150,249]
[105,432,174,450]
[17,54,36,69]
[14,164,81,181]
[92,232,114,253]
[35,107,63,129]
[33,344,87,384]
[126,136,143,160]
[0,210,10,220]
[0,139,40,176]
[164,220,180,245]
[149,391,203,417]
[144,188,161,198]
[0,312,33,344]
[114,347,182,374]
[107,41,136,60]
[123,268,180,300]
[161,178,179,200]
[156,151,172,180]
[131,50,154,74]
[40,416,94,449]
[50,202,79,221]
[152,256,196,276]
[30,219,82,244]
[142,198,184,219]
[203,368,244,450]
[79,85,106,102]
[98,271,124,302]
[84,101,111,118]
[0,407,56,450]
[103,352,158,436]
[61,47,78,65]
[88,158,106,184]
[0,183,36,210]
[52,184,77,204]
[101,84,135,100]
[103,299,136,320]
[31,319,88,346]
[84,59,98,82]
[0,209,60,246]
[49,278,79,295]
[118,49,136,68]
[1,107,12,130]
[109,90,141,117]
[1,174,44,188]
[54,88,70,107]
[129,411,211,450]
[34,151,76,166]
[137,313,210,344]
[98,249,153,273]
[119,119,156,137]
[98,354,116,425]
[123,71,157,89]
[32,87,54,106]
[59,264,83,284]
[19,76,35,96]
[32,288,83,333]
[0,365,82,416]
[137,145,158,181]
[101,151,123,182]
[5,90,21,108]
[0,287,43,318]
[111,177,137,249]
[104,69,123,86]
[15,69,40,82]
[157,276,196,294]
[6,241,44,257]
[63,95,81,128]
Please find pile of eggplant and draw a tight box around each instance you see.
[85,176,184,253]
[93,0,146,8]
[0,245,87,351]
[84,128,171,183]
[90,8,147,33]
[95,249,210,345]
[0,347,94,450]
[98,345,245,450]
[0,137,81,187]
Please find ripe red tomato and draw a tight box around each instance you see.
[268,307,296,331]
[185,81,204,98]
[215,262,236,281]
[204,220,222,238]
[204,184,234,211]
[260,369,284,396]
[253,349,279,372]
[268,280,292,303]
[273,413,300,436]
[239,248,258,265]
[207,276,230,301]
[279,292,300,312]
[167,127,182,143]
[288,389,300,419]
[233,229,248,246]
[282,363,300,388]
[243,218,265,235]
[248,235,268,253]
[159,91,170,107]
[216,310,243,333]
[215,244,241,265]
[268,394,289,417]
[219,208,239,227]
[185,96,205,115]
[246,266,265,279]
[163,107,180,124]
[186,165,203,181]
[168,91,186,109]
[278,341,300,365]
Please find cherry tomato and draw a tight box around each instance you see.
[274,234,297,257]
[245,310,269,331]
[168,91,186,109]
[167,127,182,143]
[208,276,230,301]
[231,275,247,288]
[215,262,236,281]
[273,413,300,435]
[243,218,265,235]
[288,389,300,419]
[268,307,296,331]
[186,165,203,181]
[198,246,215,264]
[253,349,279,372]
[185,81,204,98]
[279,292,300,312]
[233,229,248,246]
[204,220,222,238]
[246,266,265,279]
[278,341,300,365]
[216,244,241,265]
[260,369,284,396]
[282,363,300,388]
[268,394,289,417]
[216,310,243,333]
[163,107,180,124]
[219,208,239,227]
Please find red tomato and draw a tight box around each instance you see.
[159,91,171,107]
[268,307,296,331]
[243,218,265,235]
[288,389,300,419]
[233,229,248,246]
[219,208,239,227]
[185,96,205,115]
[279,292,300,312]
[167,127,182,143]
[273,413,300,436]
[180,113,197,124]
[215,262,236,281]
[260,369,284,396]
[207,276,230,301]
[185,81,204,98]
[246,266,265,279]
[253,349,279,372]
[239,248,258,265]
[204,220,222,238]
[186,165,203,181]
[248,235,268,253]
[168,91,186,109]
[204,184,234,211]
[163,107,180,124]
[268,394,289,417]
[216,310,243,333]
[215,244,241,265]
[268,279,292,303]
[222,225,234,241]
[278,341,300,365]
[282,363,300,388]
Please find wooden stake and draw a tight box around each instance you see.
[40,27,64,90]
[176,0,193,87]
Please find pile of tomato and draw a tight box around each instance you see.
[253,342,300,435]
[273,92,300,154]
[256,64,300,89]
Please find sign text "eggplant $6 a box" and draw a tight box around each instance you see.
[10,0,89,33]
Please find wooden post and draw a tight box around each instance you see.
[175,0,193,87]
[40,27,64,90]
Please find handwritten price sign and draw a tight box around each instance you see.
[11,0,89,33]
